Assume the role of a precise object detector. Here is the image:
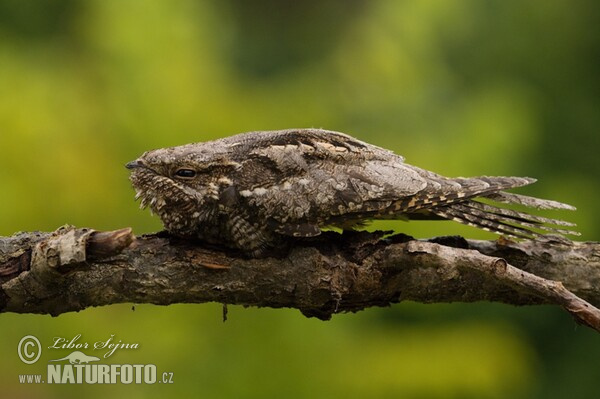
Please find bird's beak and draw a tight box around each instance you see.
[125,159,142,170]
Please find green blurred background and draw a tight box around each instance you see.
[1,0,599,397]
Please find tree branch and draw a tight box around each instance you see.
[1,226,599,332]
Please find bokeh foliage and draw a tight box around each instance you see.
[0,0,598,398]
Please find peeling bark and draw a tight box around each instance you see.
[1,226,599,332]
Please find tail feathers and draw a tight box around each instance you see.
[465,201,577,228]
[484,191,576,211]
[431,206,537,239]
[391,173,578,240]
[431,199,579,240]
[452,203,580,236]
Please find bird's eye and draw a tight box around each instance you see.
[174,169,197,178]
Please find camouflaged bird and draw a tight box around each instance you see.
[126,128,578,256]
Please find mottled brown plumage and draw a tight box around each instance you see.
[126,128,578,256]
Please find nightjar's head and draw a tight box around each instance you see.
[126,143,239,234]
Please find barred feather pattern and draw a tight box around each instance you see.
[386,175,579,240]
[427,196,578,240]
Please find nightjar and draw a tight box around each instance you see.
[126,128,578,256]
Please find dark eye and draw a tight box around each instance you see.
[174,169,197,178]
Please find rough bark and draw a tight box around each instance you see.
[1,226,599,332]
